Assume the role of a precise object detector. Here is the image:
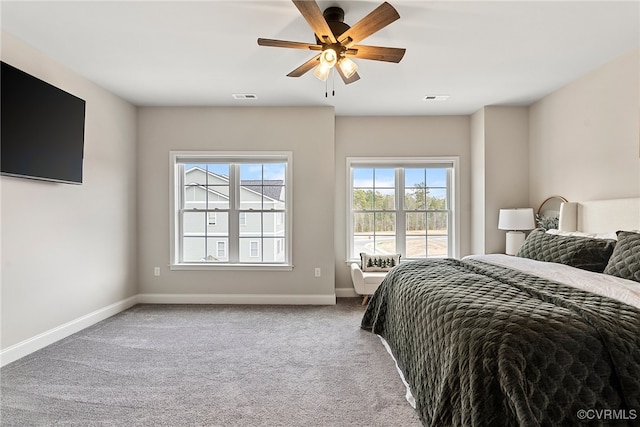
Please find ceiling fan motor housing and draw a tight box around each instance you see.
[315,6,350,44]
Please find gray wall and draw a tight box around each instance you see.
[1,32,138,350]
[471,107,530,255]
[470,109,486,254]
[471,49,639,254]
[136,107,335,299]
[529,48,640,207]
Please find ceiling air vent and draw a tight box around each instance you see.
[423,95,449,101]
[232,94,257,100]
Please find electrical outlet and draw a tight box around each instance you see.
[154,267,160,276]
[314,268,321,278]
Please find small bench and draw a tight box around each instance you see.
[350,263,388,305]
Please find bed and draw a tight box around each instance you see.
[361,198,640,426]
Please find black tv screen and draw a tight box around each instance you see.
[1,61,86,184]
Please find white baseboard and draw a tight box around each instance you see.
[335,287,358,298]
[0,295,138,367]
[137,293,336,305]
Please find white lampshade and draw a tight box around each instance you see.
[313,64,331,81]
[498,208,535,231]
[338,57,358,78]
[319,48,338,68]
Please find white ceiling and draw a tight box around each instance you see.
[1,1,638,116]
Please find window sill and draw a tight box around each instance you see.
[170,263,294,271]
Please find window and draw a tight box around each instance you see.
[347,157,458,261]
[171,151,292,269]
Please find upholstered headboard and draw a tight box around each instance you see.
[559,198,640,233]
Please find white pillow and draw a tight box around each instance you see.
[360,253,401,272]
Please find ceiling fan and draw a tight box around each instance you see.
[257,1,406,85]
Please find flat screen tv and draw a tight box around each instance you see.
[1,61,86,184]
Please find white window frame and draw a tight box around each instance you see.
[346,156,460,262]
[170,151,293,270]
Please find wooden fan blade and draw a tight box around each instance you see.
[257,38,322,51]
[347,45,406,63]
[292,0,337,44]
[336,63,361,85]
[338,2,400,48]
[287,54,321,77]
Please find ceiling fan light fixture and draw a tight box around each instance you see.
[319,48,338,68]
[314,64,332,81]
[338,57,358,79]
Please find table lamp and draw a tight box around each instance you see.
[498,208,535,255]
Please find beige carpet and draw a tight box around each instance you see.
[1,299,421,426]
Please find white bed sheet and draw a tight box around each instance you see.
[464,254,640,310]
[378,335,417,409]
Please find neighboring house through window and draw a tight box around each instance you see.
[216,241,226,259]
[170,151,292,269]
[249,240,260,258]
[347,157,459,261]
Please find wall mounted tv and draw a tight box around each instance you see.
[1,61,86,184]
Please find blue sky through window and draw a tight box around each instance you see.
[354,167,446,188]
[240,163,285,181]
[184,163,285,182]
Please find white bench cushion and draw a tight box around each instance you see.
[350,263,388,296]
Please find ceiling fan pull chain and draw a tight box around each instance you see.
[332,68,336,97]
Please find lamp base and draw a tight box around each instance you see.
[505,231,526,255]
